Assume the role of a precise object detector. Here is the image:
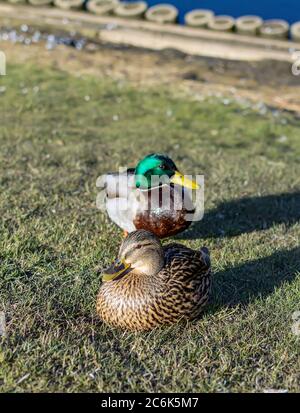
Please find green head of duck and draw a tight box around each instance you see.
[134,153,199,190]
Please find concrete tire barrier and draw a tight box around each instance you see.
[259,19,289,39]
[145,4,178,24]
[86,0,119,15]
[235,15,263,35]
[114,1,147,19]
[207,15,235,32]
[291,21,300,42]
[54,0,84,9]
[184,9,214,28]
[28,0,53,5]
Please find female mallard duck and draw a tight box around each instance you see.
[97,230,211,331]
[99,153,199,238]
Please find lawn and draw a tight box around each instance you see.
[0,62,299,392]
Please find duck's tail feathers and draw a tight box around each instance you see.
[199,246,211,270]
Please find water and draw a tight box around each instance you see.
[124,0,300,24]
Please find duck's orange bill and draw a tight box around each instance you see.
[102,259,131,282]
[170,171,199,190]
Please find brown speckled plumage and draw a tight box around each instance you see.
[97,230,212,331]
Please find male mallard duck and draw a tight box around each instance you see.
[97,230,211,331]
[99,153,199,238]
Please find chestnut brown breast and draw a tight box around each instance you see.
[133,185,195,238]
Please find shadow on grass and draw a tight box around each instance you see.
[178,191,300,240]
[211,247,300,309]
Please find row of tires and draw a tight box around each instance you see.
[5,0,300,41]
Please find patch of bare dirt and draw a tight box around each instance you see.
[1,39,300,113]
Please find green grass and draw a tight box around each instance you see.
[0,63,300,393]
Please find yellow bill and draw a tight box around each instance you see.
[102,259,131,282]
[170,171,199,190]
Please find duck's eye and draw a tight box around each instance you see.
[160,164,166,170]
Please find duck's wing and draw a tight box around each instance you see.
[160,244,212,316]
[162,244,211,282]
[99,168,135,199]
[97,168,138,233]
